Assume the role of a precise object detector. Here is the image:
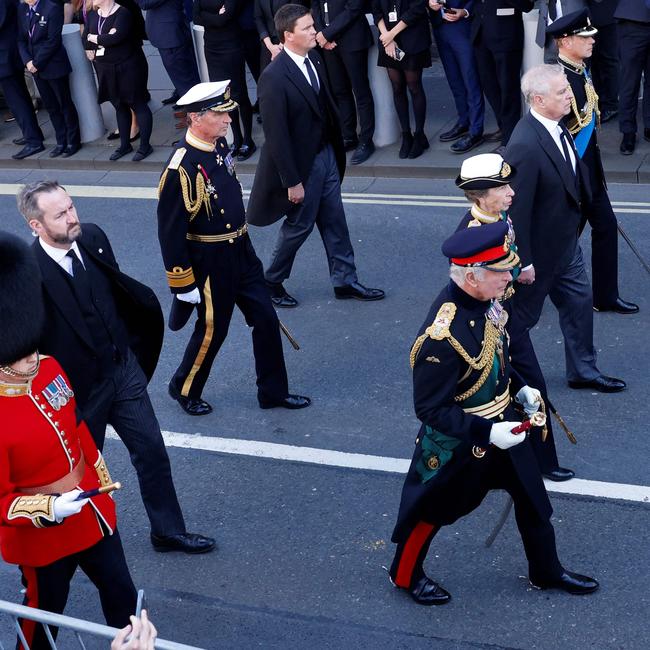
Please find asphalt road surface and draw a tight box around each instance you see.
[0,170,648,649]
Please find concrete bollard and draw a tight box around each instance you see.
[522,9,545,75]
[61,23,105,142]
[190,23,210,83]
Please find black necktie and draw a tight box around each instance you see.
[548,1,557,21]
[66,250,91,298]
[304,58,320,95]
[559,130,575,176]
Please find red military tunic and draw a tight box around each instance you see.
[0,356,117,567]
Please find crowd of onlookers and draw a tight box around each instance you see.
[0,0,649,163]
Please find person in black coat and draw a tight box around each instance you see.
[505,64,626,395]
[247,4,384,307]
[614,0,650,154]
[254,0,307,70]
[470,0,534,147]
[372,0,431,158]
[389,221,598,605]
[17,0,81,157]
[0,0,44,159]
[194,0,256,161]
[587,0,618,122]
[312,0,376,164]
[550,10,638,315]
[84,0,153,161]
[18,180,216,555]
[136,0,200,102]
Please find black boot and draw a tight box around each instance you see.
[399,131,413,159]
[408,131,430,159]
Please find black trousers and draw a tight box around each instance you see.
[171,236,289,403]
[159,42,201,96]
[473,39,523,144]
[390,449,562,589]
[0,70,43,147]
[591,22,618,113]
[322,47,375,145]
[33,74,80,148]
[19,531,136,650]
[241,27,261,83]
[82,348,186,537]
[617,19,650,135]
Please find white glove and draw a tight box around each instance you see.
[515,386,542,416]
[176,288,201,304]
[53,489,89,523]
[489,422,526,450]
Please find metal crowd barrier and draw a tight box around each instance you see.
[0,593,205,650]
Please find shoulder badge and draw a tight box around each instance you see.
[168,147,187,170]
[425,303,456,341]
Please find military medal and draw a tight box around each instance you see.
[197,164,216,196]
[224,151,235,176]
[42,374,74,411]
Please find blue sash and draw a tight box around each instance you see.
[573,111,595,158]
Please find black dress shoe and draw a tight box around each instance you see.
[568,375,626,393]
[62,143,81,158]
[593,298,639,314]
[259,394,311,410]
[13,137,26,146]
[266,282,298,308]
[132,145,154,162]
[645,128,650,142]
[151,532,216,554]
[343,138,359,152]
[237,142,256,161]
[107,130,120,140]
[109,145,133,161]
[408,131,429,159]
[438,124,468,142]
[484,128,503,142]
[161,91,180,106]
[451,133,485,154]
[350,141,374,165]
[620,133,635,155]
[49,144,66,158]
[334,282,385,301]
[530,571,599,595]
[401,576,451,606]
[168,383,213,415]
[600,109,617,124]
[12,144,45,160]
[542,467,575,482]
[398,131,412,159]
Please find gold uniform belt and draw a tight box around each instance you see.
[186,223,248,243]
[461,384,511,420]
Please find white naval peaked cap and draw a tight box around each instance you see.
[175,81,238,113]
[455,153,516,190]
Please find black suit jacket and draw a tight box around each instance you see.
[33,224,164,407]
[504,112,590,273]
[247,48,345,227]
[614,0,650,22]
[17,0,71,79]
[137,0,191,49]
[254,0,308,43]
[311,0,373,51]
[372,0,431,54]
[470,0,533,52]
[0,0,24,78]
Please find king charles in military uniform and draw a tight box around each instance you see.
[0,232,136,649]
[549,9,638,316]
[157,81,310,416]
[388,221,598,605]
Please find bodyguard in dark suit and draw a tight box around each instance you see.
[614,0,650,154]
[18,181,216,555]
[505,64,626,395]
[247,4,384,307]
[0,0,44,160]
[17,0,81,157]
[136,0,200,100]
[429,1,485,153]
[587,0,618,120]
[311,0,376,164]
[471,0,534,146]
[550,10,638,314]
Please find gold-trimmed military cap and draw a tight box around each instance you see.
[546,9,598,39]
[175,81,239,113]
[441,220,520,272]
[455,153,516,190]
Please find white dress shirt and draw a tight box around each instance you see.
[284,46,319,90]
[39,238,85,276]
[530,108,576,172]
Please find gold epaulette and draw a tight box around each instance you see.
[409,303,456,368]
[7,494,56,527]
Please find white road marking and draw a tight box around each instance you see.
[2,183,650,213]
[106,427,650,504]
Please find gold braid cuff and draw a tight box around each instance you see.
[7,494,56,527]
[94,453,112,488]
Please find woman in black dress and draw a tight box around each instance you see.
[84,0,153,161]
[372,0,432,159]
[194,0,256,160]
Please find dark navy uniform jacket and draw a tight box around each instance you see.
[17,0,71,79]
[136,0,192,49]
